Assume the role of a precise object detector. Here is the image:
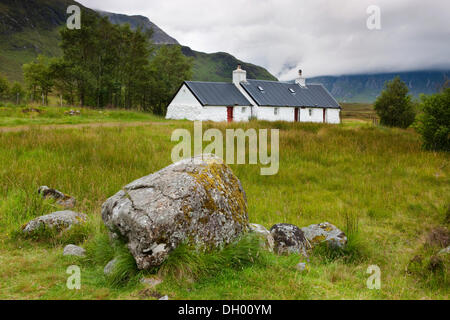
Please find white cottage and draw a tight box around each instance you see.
[166,66,341,123]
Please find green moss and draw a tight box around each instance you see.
[187,159,248,228]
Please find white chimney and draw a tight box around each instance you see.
[295,69,306,87]
[233,64,247,85]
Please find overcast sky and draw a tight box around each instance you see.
[77,0,450,79]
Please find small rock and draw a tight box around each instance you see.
[23,210,87,234]
[301,222,347,249]
[38,186,76,208]
[270,223,311,256]
[140,277,163,288]
[159,295,169,300]
[104,258,117,275]
[249,223,275,251]
[63,244,86,257]
[438,246,450,255]
[296,262,308,272]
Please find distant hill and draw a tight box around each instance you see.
[0,0,277,83]
[307,71,449,103]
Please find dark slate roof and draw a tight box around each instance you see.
[240,80,341,108]
[184,81,252,106]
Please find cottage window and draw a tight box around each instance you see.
[242,107,246,113]
[309,109,312,117]
[274,108,279,116]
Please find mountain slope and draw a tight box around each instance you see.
[97,10,179,45]
[0,0,277,83]
[0,0,86,80]
[308,71,449,103]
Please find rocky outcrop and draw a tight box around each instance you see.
[270,223,311,256]
[23,210,87,234]
[102,154,249,270]
[301,222,347,249]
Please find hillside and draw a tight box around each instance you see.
[308,71,449,103]
[0,0,277,82]
[97,10,179,45]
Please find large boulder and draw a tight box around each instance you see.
[23,210,87,233]
[301,222,347,249]
[270,223,311,256]
[101,154,249,270]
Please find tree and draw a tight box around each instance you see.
[0,74,9,101]
[374,76,416,128]
[148,45,193,115]
[416,88,450,151]
[9,82,25,104]
[23,55,53,105]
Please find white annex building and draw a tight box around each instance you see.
[166,66,341,123]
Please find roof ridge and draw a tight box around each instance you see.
[185,80,232,84]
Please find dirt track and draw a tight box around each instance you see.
[0,121,168,133]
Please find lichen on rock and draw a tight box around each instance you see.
[270,223,311,256]
[301,222,347,249]
[101,154,249,269]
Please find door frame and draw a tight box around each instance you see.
[227,106,233,122]
[323,108,326,123]
[294,107,299,122]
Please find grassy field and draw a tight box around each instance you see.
[0,105,448,300]
[0,103,162,127]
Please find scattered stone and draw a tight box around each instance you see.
[270,223,311,256]
[65,109,81,116]
[38,186,76,208]
[296,262,308,272]
[104,258,117,275]
[301,222,347,249]
[63,244,86,257]
[438,246,450,255]
[425,226,449,248]
[140,277,163,288]
[23,210,87,233]
[249,223,275,251]
[22,107,41,113]
[102,154,249,270]
[159,295,169,300]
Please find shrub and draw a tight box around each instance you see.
[374,76,416,128]
[416,88,450,151]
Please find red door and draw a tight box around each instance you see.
[294,108,299,122]
[323,109,326,123]
[227,107,233,122]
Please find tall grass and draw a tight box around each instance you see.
[158,233,265,282]
[0,118,448,299]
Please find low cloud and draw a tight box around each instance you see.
[78,0,450,79]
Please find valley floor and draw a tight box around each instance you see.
[0,104,448,300]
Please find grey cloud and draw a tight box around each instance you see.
[78,0,450,79]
